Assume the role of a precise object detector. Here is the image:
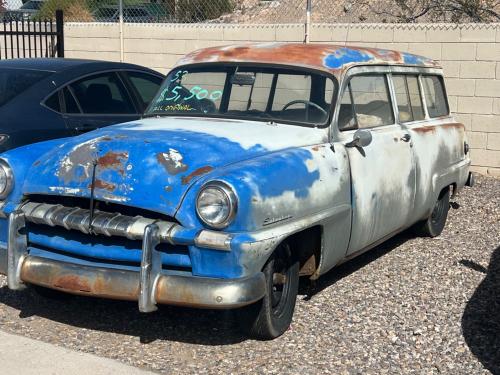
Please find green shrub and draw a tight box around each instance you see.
[37,0,94,21]
[177,0,234,22]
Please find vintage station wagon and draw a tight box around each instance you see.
[0,43,474,339]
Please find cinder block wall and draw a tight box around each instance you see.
[65,23,500,176]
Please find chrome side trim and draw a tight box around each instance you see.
[139,224,161,313]
[7,211,27,290]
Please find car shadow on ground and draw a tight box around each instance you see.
[299,230,416,299]
[0,230,415,346]
[461,246,500,375]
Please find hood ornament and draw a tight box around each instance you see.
[89,160,98,234]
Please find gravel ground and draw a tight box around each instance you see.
[0,175,498,375]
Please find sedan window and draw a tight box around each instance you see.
[0,68,51,107]
[127,72,162,111]
[70,72,136,115]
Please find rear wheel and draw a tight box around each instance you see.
[415,188,450,237]
[240,243,299,340]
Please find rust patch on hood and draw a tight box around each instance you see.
[181,166,214,185]
[97,151,129,175]
[90,179,116,192]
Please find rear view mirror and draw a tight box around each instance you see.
[346,129,372,148]
[231,73,255,86]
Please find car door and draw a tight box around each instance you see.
[120,71,164,113]
[63,71,141,135]
[337,70,416,256]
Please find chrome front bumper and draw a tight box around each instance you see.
[2,210,266,311]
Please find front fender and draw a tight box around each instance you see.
[0,138,68,207]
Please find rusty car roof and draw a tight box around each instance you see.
[174,43,441,75]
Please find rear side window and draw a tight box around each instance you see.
[45,92,61,112]
[338,74,394,130]
[0,68,51,107]
[70,72,136,114]
[422,75,448,118]
[392,75,425,123]
[127,72,162,111]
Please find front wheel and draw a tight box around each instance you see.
[414,188,450,237]
[240,243,299,340]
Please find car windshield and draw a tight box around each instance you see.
[0,68,52,107]
[145,65,336,127]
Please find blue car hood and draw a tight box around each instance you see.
[23,117,328,217]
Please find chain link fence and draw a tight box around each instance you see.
[0,0,499,23]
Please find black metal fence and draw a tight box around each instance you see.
[0,10,64,60]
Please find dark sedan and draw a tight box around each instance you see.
[0,59,164,152]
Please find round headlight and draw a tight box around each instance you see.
[196,181,237,229]
[0,159,13,200]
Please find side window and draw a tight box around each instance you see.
[45,92,61,112]
[392,75,425,123]
[339,74,394,130]
[127,72,163,111]
[422,75,448,118]
[70,72,136,115]
[63,87,80,114]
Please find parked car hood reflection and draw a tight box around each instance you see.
[23,116,329,217]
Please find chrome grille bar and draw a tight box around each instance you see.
[21,202,180,243]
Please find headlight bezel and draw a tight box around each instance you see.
[196,181,238,230]
[0,159,13,200]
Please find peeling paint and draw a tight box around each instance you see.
[156,148,188,175]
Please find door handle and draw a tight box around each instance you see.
[401,133,412,142]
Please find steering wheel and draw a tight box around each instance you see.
[197,98,217,114]
[282,100,328,122]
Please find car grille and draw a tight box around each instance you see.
[22,195,192,272]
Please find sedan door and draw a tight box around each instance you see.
[337,72,416,256]
[63,71,141,135]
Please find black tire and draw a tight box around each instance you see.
[415,188,450,237]
[31,285,74,301]
[240,243,299,340]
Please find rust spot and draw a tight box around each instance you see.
[33,160,41,166]
[53,275,91,293]
[178,43,440,76]
[181,166,214,185]
[413,126,437,134]
[89,179,116,192]
[164,186,173,192]
[97,151,129,175]
[312,146,320,151]
[413,123,464,135]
